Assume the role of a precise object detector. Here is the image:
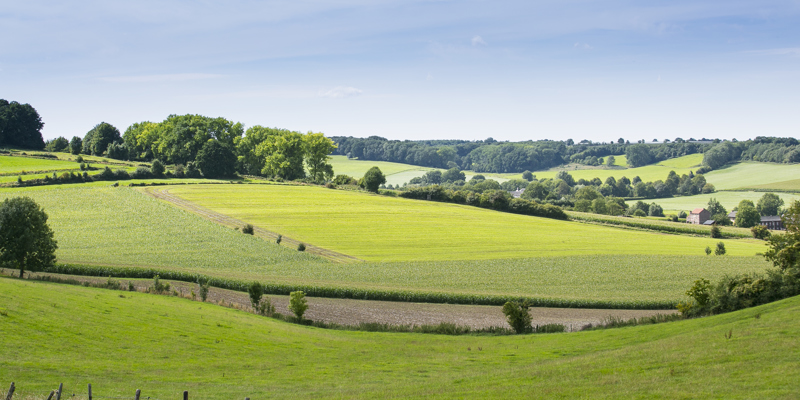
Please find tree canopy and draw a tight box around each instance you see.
[362,167,386,192]
[0,99,45,149]
[83,122,122,156]
[195,140,237,178]
[757,193,784,216]
[0,197,57,277]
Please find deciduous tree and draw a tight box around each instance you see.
[0,197,57,278]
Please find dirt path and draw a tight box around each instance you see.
[138,186,362,263]
[14,271,677,331]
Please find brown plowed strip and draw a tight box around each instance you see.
[14,271,677,331]
[137,186,362,263]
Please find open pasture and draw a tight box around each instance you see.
[0,155,80,175]
[704,161,800,191]
[2,278,798,399]
[166,184,766,262]
[633,191,800,215]
[528,153,705,182]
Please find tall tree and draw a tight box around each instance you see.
[362,166,386,192]
[757,193,784,216]
[195,140,237,178]
[735,200,761,228]
[83,122,121,155]
[0,99,45,149]
[303,132,337,182]
[256,131,306,180]
[625,144,654,167]
[0,197,57,278]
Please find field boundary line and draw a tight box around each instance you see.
[137,186,363,264]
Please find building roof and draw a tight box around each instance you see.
[728,211,737,218]
[761,216,782,222]
[702,220,715,225]
[691,208,706,214]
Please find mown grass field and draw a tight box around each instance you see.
[524,153,705,182]
[0,184,770,304]
[742,178,800,192]
[2,278,798,399]
[633,191,800,215]
[329,155,443,186]
[0,155,80,175]
[167,184,766,262]
[704,161,800,190]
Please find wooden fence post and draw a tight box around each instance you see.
[88,384,92,400]
[45,391,54,400]
[5,382,14,400]
[183,391,188,400]
[55,383,63,400]
[134,389,141,400]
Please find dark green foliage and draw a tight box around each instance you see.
[625,144,654,167]
[98,167,115,180]
[633,209,646,217]
[83,122,121,156]
[502,301,532,334]
[0,197,58,277]
[363,166,386,192]
[648,203,664,217]
[106,142,128,160]
[195,140,236,178]
[734,200,761,228]
[297,243,306,251]
[197,278,210,302]
[130,166,152,179]
[289,290,308,320]
[705,246,712,255]
[44,136,70,152]
[333,174,356,185]
[521,170,534,181]
[715,242,726,256]
[710,226,721,239]
[185,162,201,178]
[707,198,727,217]
[441,167,465,183]
[0,99,45,149]
[752,225,771,240]
[276,234,282,244]
[248,281,264,308]
[533,323,566,333]
[757,193,784,216]
[703,141,741,170]
[151,159,165,178]
[242,224,254,235]
[70,136,82,155]
[151,275,170,293]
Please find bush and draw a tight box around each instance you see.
[633,209,647,217]
[256,297,275,316]
[114,169,130,180]
[276,234,282,244]
[151,160,165,178]
[297,243,306,251]
[502,301,531,334]
[534,323,565,333]
[197,278,210,302]
[151,275,170,293]
[752,225,771,240]
[710,225,721,238]
[98,166,115,180]
[678,211,688,218]
[289,291,308,320]
[715,241,726,256]
[705,246,712,255]
[248,281,263,308]
[242,224,254,235]
[131,166,152,179]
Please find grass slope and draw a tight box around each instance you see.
[329,155,441,186]
[526,153,705,182]
[167,184,766,262]
[632,191,800,215]
[0,155,80,175]
[1,278,798,399]
[704,161,800,190]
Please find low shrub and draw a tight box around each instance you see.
[710,226,721,238]
[297,243,306,251]
[752,225,771,240]
[715,242,726,256]
[242,224,254,235]
[502,301,531,334]
[289,291,308,320]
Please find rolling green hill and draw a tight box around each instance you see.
[632,191,800,215]
[0,155,80,175]
[703,161,800,190]
[1,277,798,399]
[166,183,765,262]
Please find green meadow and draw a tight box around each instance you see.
[517,153,705,182]
[0,155,80,175]
[704,161,800,190]
[167,184,766,262]
[1,277,798,399]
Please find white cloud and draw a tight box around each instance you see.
[99,73,223,83]
[573,42,592,50]
[471,35,487,46]
[319,86,363,98]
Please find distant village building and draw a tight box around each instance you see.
[760,216,784,230]
[509,189,524,198]
[727,211,784,230]
[687,208,711,225]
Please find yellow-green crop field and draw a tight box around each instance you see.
[166,184,766,262]
[2,278,799,399]
[521,153,705,182]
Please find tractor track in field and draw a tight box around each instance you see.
[139,186,362,264]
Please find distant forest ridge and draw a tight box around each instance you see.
[331,136,800,174]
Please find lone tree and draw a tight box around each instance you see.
[288,290,308,320]
[502,300,532,334]
[0,197,58,277]
[362,166,386,193]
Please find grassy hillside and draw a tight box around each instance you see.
[524,153,705,182]
[166,184,766,262]
[704,161,800,190]
[329,155,442,186]
[1,278,798,399]
[0,155,80,175]
[632,191,800,215]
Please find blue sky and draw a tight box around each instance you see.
[2,0,799,142]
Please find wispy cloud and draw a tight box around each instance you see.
[471,35,487,46]
[745,47,800,57]
[319,86,363,98]
[573,42,592,50]
[99,73,224,83]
